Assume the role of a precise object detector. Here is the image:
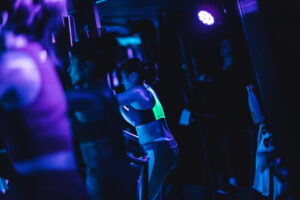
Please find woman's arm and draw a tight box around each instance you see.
[116,86,152,107]
[0,52,41,109]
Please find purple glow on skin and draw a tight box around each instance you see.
[198,10,215,26]
[127,47,134,59]
[5,32,27,48]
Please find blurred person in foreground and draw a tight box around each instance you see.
[0,0,90,199]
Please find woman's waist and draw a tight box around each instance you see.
[136,130,175,146]
[135,120,172,144]
[141,136,177,149]
[137,131,168,145]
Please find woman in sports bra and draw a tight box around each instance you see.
[116,58,179,200]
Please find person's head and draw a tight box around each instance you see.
[68,36,119,86]
[0,0,66,44]
[68,41,99,86]
[220,38,232,57]
[119,58,158,90]
[68,52,92,86]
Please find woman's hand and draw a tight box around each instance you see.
[119,106,136,126]
[116,86,154,109]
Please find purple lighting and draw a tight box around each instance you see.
[198,10,215,26]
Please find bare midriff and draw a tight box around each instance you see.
[135,118,173,145]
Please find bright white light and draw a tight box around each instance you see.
[198,10,215,26]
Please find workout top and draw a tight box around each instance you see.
[69,82,125,144]
[0,43,73,162]
[126,84,165,126]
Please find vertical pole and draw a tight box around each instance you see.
[142,158,149,200]
[68,0,102,40]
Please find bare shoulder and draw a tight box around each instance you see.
[134,85,154,101]
[117,85,154,107]
[0,50,40,84]
[134,85,150,94]
[0,50,41,108]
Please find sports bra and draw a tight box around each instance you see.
[126,84,165,126]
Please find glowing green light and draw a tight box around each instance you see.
[146,85,165,120]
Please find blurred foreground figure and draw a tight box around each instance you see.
[67,38,138,200]
[0,0,89,199]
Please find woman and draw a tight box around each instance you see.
[67,38,138,200]
[0,0,89,199]
[116,58,179,200]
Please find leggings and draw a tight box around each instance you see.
[139,139,179,200]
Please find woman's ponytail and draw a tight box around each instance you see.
[120,58,159,86]
[142,61,159,85]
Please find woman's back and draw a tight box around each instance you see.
[0,42,90,200]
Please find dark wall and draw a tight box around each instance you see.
[239,0,300,198]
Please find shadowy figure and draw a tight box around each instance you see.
[0,0,90,199]
[67,37,138,200]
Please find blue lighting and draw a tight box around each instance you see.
[96,0,107,4]
[116,35,142,46]
[198,10,215,26]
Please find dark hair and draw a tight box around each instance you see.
[0,1,12,16]
[70,35,119,82]
[119,58,158,85]
[0,0,64,43]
